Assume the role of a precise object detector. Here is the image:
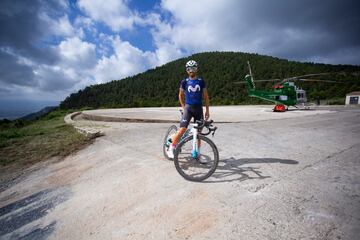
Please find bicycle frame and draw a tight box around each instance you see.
[178,110,209,159]
[190,123,199,158]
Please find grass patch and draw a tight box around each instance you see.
[0,109,93,167]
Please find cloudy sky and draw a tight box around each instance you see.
[0,0,359,109]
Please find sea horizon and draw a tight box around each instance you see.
[0,110,34,120]
[0,99,60,120]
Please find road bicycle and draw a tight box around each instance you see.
[163,112,219,181]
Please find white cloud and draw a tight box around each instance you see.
[159,0,240,52]
[3,0,358,106]
[78,0,138,31]
[154,42,183,65]
[136,2,241,64]
[3,37,98,93]
[55,15,77,37]
[57,37,97,69]
[34,65,75,91]
[93,36,157,83]
[40,13,81,38]
[74,16,97,37]
[157,0,360,64]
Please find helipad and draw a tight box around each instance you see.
[78,105,335,123]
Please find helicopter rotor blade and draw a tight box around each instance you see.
[233,81,247,84]
[287,72,334,79]
[277,79,289,85]
[297,78,344,83]
[235,79,283,83]
[277,72,338,84]
[247,61,253,78]
[256,73,333,83]
[252,79,282,82]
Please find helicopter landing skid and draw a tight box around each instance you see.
[295,103,312,110]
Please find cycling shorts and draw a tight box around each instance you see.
[180,104,203,128]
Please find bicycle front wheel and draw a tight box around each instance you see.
[174,135,219,182]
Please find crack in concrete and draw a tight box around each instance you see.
[300,143,360,172]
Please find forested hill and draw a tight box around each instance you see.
[60,52,360,109]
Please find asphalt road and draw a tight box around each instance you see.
[0,106,359,239]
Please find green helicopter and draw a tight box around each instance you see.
[235,61,340,112]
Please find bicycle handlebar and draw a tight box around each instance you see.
[194,119,217,136]
[179,109,217,136]
[194,119,212,128]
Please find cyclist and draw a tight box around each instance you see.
[168,60,210,158]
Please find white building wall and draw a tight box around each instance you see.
[345,95,360,105]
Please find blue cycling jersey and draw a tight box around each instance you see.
[180,77,206,106]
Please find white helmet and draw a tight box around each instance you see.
[185,60,198,69]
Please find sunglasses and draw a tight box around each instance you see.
[186,67,198,72]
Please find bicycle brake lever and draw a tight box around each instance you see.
[211,127,217,137]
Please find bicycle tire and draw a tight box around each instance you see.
[163,125,178,160]
[174,134,219,182]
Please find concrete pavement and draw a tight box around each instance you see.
[1,106,360,239]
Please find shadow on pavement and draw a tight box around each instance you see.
[205,157,298,183]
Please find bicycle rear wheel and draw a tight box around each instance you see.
[163,125,177,160]
[174,135,219,181]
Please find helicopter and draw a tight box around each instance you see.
[234,61,341,112]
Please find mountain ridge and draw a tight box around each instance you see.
[60,51,360,109]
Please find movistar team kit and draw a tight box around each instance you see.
[180,77,206,128]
